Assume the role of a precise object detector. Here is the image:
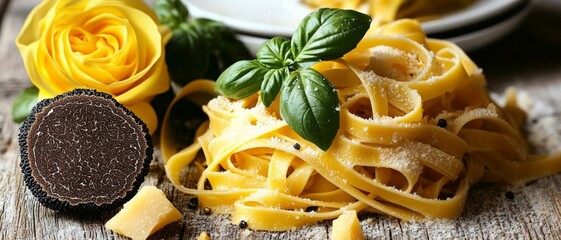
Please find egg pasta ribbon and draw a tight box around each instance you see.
[162,19,561,231]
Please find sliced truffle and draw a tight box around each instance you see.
[18,89,153,212]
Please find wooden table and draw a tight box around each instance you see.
[2,0,561,239]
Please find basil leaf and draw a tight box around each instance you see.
[213,8,369,150]
[202,19,252,80]
[156,0,251,86]
[12,86,39,123]
[216,60,269,99]
[261,67,289,107]
[280,68,339,151]
[182,18,253,81]
[291,8,371,68]
[256,37,292,68]
[165,24,209,85]
[154,0,189,29]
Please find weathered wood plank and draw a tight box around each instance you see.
[2,0,561,239]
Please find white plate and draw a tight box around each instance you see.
[422,0,526,34]
[183,0,525,36]
[235,1,531,55]
[447,1,530,52]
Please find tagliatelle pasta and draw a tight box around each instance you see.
[161,19,561,231]
[302,0,474,26]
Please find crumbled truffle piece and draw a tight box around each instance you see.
[18,89,152,212]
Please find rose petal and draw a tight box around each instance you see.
[16,0,170,130]
[127,101,158,135]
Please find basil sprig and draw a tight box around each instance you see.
[216,8,371,151]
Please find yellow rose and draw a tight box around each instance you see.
[16,0,172,134]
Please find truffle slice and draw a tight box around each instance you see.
[18,89,153,212]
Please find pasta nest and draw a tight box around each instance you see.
[161,20,561,231]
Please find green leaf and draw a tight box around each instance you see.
[256,37,292,68]
[156,0,251,86]
[280,68,339,151]
[216,60,269,99]
[165,24,209,85]
[291,8,371,68]
[154,0,189,29]
[200,19,252,80]
[190,18,224,38]
[213,8,369,150]
[261,67,289,107]
[12,86,39,123]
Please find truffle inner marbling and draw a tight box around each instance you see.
[26,95,147,206]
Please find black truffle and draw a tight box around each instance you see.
[18,89,153,212]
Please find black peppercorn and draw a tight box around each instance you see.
[293,143,301,150]
[203,207,211,215]
[505,191,514,200]
[239,220,248,229]
[531,118,538,124]
[437,119,448,128]
[188,197,199,209]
